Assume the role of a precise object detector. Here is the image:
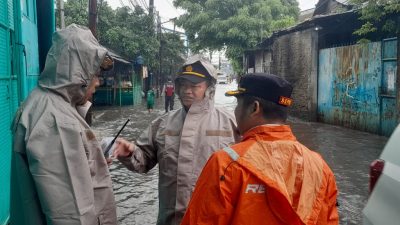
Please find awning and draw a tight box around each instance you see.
[107,49,132,65]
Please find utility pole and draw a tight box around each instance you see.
[396,28,400,123]
[86,0,98,126]
[186,35,189,57]
[158,13,162,96]
[149,0,154,15]
[148,0,156,94]
[88,0,97,37]
[173,18,176,33]
[59,0,65,28]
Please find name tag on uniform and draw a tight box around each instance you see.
[206,130,232,137]
[164,130,180,136]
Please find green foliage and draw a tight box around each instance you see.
[353,21,377,36]
[98,5,159,67]
[159,33,186,75]
[55,0,185,75]
[351,0,400,36]
[173,0,299,73]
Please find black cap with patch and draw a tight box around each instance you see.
[226,73,294,107]
[176,62,212,84]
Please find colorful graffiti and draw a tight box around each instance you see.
[318,39,398,136]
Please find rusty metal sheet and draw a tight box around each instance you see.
[380,38,398,136]
[318,42,382,134]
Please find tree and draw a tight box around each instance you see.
[160,32,186,77]
[56,0,185,78]
[351,0,400,36]
[173,0,299,73]
[63,0,89,27]
[351,0,400,123]
[99,5,159,67]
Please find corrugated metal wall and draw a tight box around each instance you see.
[380,38,397,136]
[0,0,14,223]
[1,0,43,223]
[318,39,398,136]
[17,0,40,98]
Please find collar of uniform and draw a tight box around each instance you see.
[187,96,213,114]
[242,124,296,142]
[76,101,92,118]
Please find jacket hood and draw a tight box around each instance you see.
[39,24,108,105]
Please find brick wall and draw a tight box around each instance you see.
[271,28,318,120]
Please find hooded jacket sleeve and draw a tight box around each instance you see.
[181,152,238,225]
[118,116,163,173]
[25,113,98,224]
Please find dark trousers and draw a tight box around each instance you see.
[165,95,174,112]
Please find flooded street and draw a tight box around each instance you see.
[289,119,387,224]
[92,82,388,225]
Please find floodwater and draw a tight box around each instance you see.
[92,81,387,225]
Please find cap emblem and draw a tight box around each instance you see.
[185,65,193,72]
[278,96,293,106]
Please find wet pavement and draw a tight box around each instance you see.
[92,82,388,225]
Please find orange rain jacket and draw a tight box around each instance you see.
[181,125,339,225]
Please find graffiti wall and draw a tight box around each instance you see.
[318,40,398,136]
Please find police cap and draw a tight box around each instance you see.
[176,62,212,84]
[226,73,293,107]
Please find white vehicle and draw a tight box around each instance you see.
[217,72,228,84]
[363,125,400,225]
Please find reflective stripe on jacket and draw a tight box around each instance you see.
[181,125,339,225]
[118,96,240,225]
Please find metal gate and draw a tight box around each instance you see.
[16,0,40,99]
[0,0,15,223]
[380,38,397,136]
[318,39,398,136]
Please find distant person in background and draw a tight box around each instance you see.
[164,77,175,112]
[147,87,155,113]
[10,24,117,225]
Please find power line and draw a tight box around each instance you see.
[133,0,141,7]
[127,0,146,12]
[138,0,149,10]
[165,0,179,14]
[127,0,135,10]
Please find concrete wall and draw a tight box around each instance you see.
[255,51,264,73]
[270,28,319,121]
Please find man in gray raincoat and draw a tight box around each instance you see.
[113,56,240,225]
[10,24,117,225]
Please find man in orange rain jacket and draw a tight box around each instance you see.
[181,73,339,225]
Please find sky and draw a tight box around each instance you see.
[105,0,320,30]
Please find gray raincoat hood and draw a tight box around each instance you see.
[39,24,108,105]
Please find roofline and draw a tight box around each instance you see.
[254,9,356,49]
